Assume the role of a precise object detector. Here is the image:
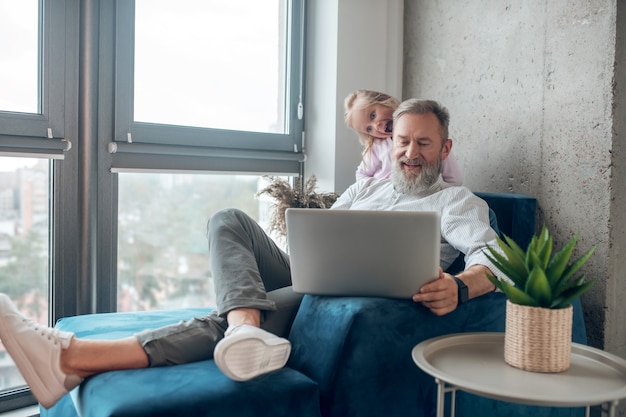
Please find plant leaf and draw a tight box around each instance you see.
[553,274,586,298]
[526,250,543,274]
[550,280,594,309]
[529,225,547,254]
[527,235,538,259]
[486,273,505,292]
[483,247,527,288]
[536,233,553,270]
[497,236,528,277]
[502,234,526,259]
[488,236,528,279]
[525,266,552,307]
[554,246,596,290]
[499,280,541,307]
[545,235,577,288]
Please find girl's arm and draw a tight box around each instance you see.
[355,147,383,180]
[355,161,371,180]
[441,152,463,186]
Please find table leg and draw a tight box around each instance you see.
[435,378,457,417]
[431,378,621,417]
[450,388,456,417]
[601,400,619,417]
[435,378,445,417]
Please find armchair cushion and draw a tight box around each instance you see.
[41,308,321,417]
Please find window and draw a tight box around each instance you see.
[0,0,305,411]
[110,0,305,174]
[0,1,38,114]
[0,157,50,406]
[134,1,287,134]
[0,0,70,159]
[113,1,305,310]
[117,173,284,312]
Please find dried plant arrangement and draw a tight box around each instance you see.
[257,175,339,237]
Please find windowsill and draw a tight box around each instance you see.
[0,405,39,417]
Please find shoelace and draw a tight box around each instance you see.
[23,318,62,344]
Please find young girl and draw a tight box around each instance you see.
[344,89,463,185]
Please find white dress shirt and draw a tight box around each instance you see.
[331,176,501,275]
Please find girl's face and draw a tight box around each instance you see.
[350,98,395,140]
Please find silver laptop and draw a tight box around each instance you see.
[285,208,441,299]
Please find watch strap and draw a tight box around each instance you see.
[453,275,469,305]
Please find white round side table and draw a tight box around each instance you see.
[412,332,626,417]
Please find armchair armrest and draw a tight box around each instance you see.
[288,293,508,417]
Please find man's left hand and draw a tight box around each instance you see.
[412,268,458,316]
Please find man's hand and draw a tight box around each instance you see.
[412,265,496,315]
[412,268,458,316]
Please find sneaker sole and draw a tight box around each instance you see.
[215,336,291,381]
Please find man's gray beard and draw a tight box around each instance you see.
[390,157,441,195]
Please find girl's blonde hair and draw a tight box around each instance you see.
[344,90,400,158]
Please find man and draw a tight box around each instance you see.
[333,98,498,315]
[0,99,500,409]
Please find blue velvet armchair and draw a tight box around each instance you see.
[41,192,588,417]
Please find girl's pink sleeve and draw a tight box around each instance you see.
[355,144,385,180]
[355,158,377,180]
[355,138,392,180]
[442,152,463,186]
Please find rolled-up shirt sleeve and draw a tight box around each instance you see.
[440,189,506,280]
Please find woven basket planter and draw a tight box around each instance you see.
[504,300,573,373]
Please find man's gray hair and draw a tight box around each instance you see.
[392,99,450,140]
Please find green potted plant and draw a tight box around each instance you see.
[484,224,595,372]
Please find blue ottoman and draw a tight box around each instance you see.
[40,308,321,417]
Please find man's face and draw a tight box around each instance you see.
[390,112,451,194]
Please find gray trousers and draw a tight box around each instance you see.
[135,208,303,367]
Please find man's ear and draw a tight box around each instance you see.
[441,138,452,160]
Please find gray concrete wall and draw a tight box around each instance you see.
[609,0,626,372]
[402,0,625,393]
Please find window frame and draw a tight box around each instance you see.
[109,0,306,174]
[0,0,70,158]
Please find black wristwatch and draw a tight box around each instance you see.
[453,276,469,305]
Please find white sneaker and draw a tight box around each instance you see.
[0,293,83,409]
[214,324,291,381]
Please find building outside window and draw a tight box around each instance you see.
[0,157,49,395]
[117,173,281,312]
